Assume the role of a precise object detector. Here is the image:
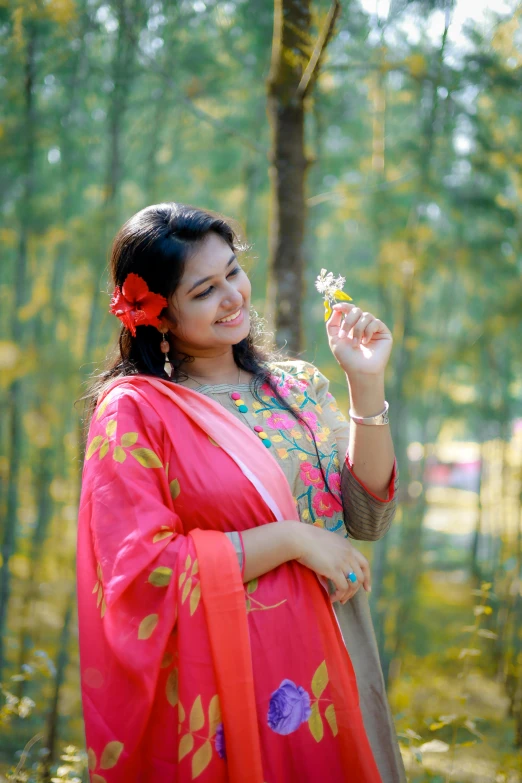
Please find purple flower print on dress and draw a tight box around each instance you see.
[215,723,226,759]
[267,679,311,735]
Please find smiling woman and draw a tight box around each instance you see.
[78,202,403,782]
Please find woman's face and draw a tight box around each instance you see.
[164,232,251,356]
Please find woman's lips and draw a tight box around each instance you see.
[215,308,244,327]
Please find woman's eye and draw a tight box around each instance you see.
[195,267,240,299]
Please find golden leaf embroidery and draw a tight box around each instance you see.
[121,431,138,447]
[185,554,192,570]
[190,560,199,577]
[99,438,110,459]
[113,446,126,463]
[189,583,201,616]
[101,598,107,618]
[179,733,194,761]
[96,584,103,608]
[166,668,179,707]
[87,748,97,771]
[148,567,173,587]
[208,695,221,738]
[192,740,212,779]
[131,447,163,468]
[276,448,288,459]
[170,478,181,499]
[179,571,187,589]
[271,434,284,443]
[153,528,173,543]
[311,660,328,699]
[92,776,107,783]
[182,578,191,604]
[325,703,338,737]
[246,578,258,594]
[105,419,117,437]
[138,614,159,640]
[179,700,186,723]
[100,741,124,769]
[308,701,324,742]
[86,435,104,460]
[189,695,205,732]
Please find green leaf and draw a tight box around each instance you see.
[86,435,104,460]
[99,438,110,459]
[148,567,173,587]
[121,432,138,447]
[87,748,97,771]
[138,614,158,640]
[246,578,258,594]
[190,583,201,615]
[190,695,205,732]
[311,660,328,699]
[113,446,126,463]
[100,741,124,769]
[130,448,163,468]
[325,703,338,737]
[170,478,181,499]
[105,419,117,437]
[308,701,324,742]
[166,668,178,707]
[178,733,194,761]
[192,740,212,779]
[208,694,221,738]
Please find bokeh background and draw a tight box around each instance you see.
[1,0,522,780]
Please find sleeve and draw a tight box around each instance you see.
[308,364,399,542]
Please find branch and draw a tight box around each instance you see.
[296,0,342,100]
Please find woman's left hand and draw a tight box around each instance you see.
[326,302,393,377]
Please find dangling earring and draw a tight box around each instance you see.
[160,331,173,377]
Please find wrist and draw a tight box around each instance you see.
[281,520,305,561]
[346,373,386,417]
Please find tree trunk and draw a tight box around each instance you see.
[266,0,340,353]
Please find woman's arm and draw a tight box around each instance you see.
[240,520,371,604]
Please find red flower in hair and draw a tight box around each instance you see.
[109,273,168,337]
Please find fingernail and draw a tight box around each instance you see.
[339,330,346,338]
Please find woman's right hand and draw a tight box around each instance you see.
[294,522,371,604]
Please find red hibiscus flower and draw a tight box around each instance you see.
[109,273,168,337]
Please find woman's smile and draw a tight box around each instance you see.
[215,308,244,326]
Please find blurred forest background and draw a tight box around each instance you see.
[1,0,522,780]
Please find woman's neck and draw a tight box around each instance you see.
[178,350,243,386]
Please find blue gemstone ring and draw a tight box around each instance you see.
[347,571,357,584]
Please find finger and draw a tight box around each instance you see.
[338,307,362,339]
[361,320,380,345]
[327,303,357,335]
[339,563,364,603]
[353,552,372,592]
[352,313,374,345]
[329,572,350,603]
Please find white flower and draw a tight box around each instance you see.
[315,268,346,302]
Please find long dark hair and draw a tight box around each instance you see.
[83,202,335,497]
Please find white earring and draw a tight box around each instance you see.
[160,331,172,377]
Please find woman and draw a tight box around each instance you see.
[77,202,406,782]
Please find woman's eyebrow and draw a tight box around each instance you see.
[187,254,237,293]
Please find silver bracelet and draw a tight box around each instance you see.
[349,400,389,426]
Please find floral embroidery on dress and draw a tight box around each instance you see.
[254,365,345,533]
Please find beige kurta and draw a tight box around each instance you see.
[192,359,406,783]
